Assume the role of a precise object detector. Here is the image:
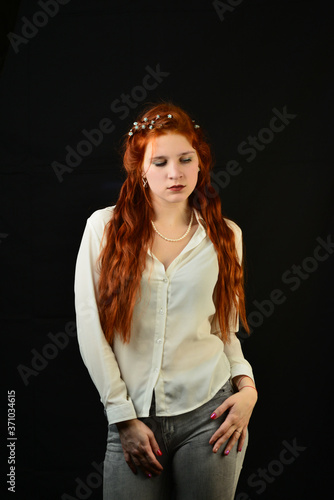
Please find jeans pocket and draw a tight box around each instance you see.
[211,378,235,404]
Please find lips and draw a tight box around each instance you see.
[168,185,185,189]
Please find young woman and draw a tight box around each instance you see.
[74,103,257,500]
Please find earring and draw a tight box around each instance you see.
[142,177,148,188]
[198,167,200,172]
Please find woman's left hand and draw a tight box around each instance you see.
[209,388,258,455]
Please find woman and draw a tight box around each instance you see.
[74,103,257,500]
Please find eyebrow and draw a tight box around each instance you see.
[151,151,196,160]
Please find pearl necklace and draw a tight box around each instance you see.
[151,211,194,242]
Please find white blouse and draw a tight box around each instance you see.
[74,206,254,425]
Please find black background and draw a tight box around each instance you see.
[1,1,333,499]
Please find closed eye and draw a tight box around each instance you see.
[153,160,167,167]
[152,155,194,167]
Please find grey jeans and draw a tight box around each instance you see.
[103,379,248,500]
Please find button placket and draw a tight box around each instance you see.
[152,276,168,379]
[144,216,209,414]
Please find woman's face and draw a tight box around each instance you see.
[142,133,199,206]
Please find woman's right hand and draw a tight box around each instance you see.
[116,419,163,477]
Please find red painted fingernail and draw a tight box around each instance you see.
[225,450,230,455]
[147,473,152,478]
[210,412,216,419]
[157,449,163,456]
[238,447,242,452]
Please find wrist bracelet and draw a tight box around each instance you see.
[239,385,257,393]
[236,376,248,389]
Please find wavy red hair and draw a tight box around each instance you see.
[97,103,250,344]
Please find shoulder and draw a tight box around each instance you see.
[194,210,242,242]
[87,205,116,239]
[224,218,244,262]
[223,217,242,242]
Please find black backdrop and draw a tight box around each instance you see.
[1,1,333,499]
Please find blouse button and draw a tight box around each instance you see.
[156,338,162,344]
[163,278,168,283]
[159,308,164,315]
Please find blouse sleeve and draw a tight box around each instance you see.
[74,213,137,424]
[211,219,255,383]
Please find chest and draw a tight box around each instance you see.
[150,223,199,271]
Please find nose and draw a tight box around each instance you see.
[168,160,183,179]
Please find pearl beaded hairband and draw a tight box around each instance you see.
[128,114,200,137]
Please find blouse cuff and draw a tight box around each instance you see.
[230,362,255,384]
[105,401,138,425]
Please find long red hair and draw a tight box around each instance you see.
[97,103,249,344]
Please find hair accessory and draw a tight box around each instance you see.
[128,114,200,137]
[128,113,173,136]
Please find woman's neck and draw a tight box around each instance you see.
[151,199,192,227]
